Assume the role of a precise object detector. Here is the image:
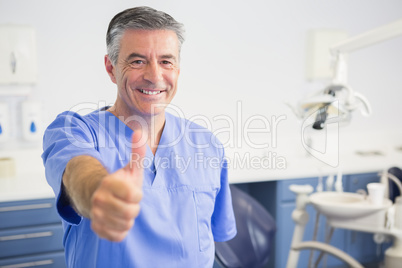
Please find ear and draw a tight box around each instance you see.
[105,55,117,84]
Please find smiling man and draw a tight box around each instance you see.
[42,6,236,268]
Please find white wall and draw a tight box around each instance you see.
[1,0,402,149]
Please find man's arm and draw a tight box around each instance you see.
[63,155,107,218]
[62,131,146,242]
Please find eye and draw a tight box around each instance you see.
[128,59,147,68]
[161,60,174,68]
[131,60,145,65]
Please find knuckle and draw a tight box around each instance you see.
[122,183,133,199]
[123,219,134,231]
[129,187,143,203]
[90,206,100,219]
[113,232,127,242]
[92,222,122,242]
[91,221,101,234]
[91,192,105,207]
[136,189,143,201]
[122,209,134,220]
[132,204,141,217]
[124,184,141,202]
[101,175,119,190]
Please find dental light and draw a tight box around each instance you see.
[293,18,402,129]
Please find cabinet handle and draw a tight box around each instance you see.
[0,231,53,242]
[0,259,53,268]
[0,203,52,212]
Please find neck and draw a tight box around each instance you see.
[107,105,165,154]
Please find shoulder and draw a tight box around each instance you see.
[43,108,107,147]
[48,108,105,130]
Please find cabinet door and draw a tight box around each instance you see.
[276,178,348,268]
[277,201,347,268]
[0,224,64,258]
[344,173,384,265]
[0,251,66,268]
[346,172,379,194]
[0,199,60,229]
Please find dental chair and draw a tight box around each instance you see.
[215,185,276,268]
[388,167,402,202]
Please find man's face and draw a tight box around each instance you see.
[106,29,180,117]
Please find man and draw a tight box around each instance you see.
[42,6,236,268]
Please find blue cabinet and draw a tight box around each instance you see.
[0,198,66,268]
[344,173,390,264]
[223,172,387,268]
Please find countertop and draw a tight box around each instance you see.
[0,172,53,202]
[0,148,54,203]
[1,129,401,203]
[227,145,402,183]
[227,129,402,183]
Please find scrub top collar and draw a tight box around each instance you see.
[102,107,174,186]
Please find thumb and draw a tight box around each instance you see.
[125,130,146,182]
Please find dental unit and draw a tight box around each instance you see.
[287,169,402,268]
[285,18,402,268]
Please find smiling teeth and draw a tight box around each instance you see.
[140,89,161,95]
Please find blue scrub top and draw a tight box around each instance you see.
[42,108,237,268]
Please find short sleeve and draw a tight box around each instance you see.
[42,111,104,225]
[211,152,237,242]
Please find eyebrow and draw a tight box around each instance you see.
[125,53,177,62]
[126,53,146,61]
[160,54,177,61]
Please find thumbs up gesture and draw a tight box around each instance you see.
[90,130,146,242]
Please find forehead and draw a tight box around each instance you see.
[119,29,180,58]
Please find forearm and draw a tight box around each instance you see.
[63,155,108,218]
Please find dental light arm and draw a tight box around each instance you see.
[330,18,402,85]
[293,18,402,129]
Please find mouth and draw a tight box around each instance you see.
[138,89,163,95]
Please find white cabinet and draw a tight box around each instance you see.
[0,25,37,85]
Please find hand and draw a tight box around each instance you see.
[90,130,146,242]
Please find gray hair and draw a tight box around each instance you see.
[106,6,185,66]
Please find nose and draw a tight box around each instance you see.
[143,62,163,84]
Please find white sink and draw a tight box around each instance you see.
[309,192,392,220]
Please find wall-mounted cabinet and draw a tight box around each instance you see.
[0,25,37,85]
